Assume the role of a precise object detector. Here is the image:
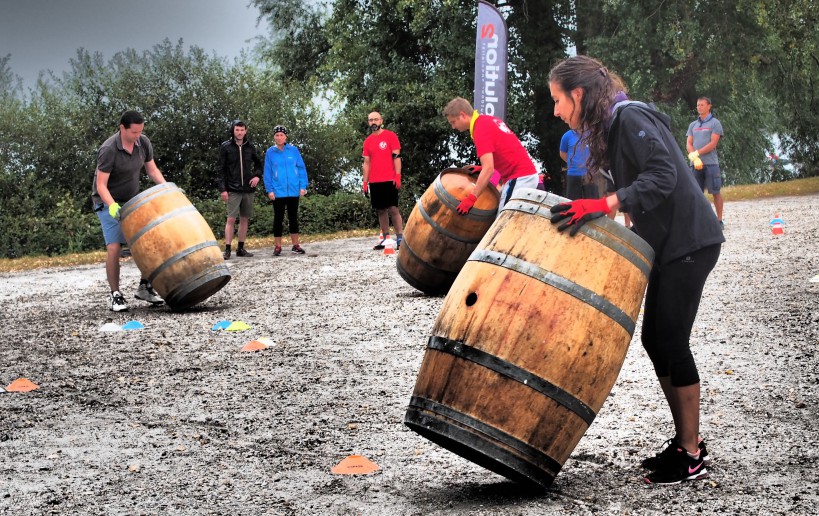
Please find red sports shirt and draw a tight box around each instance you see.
[472,114,535,181]
[363,129,401,183]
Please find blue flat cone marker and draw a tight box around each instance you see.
[212,320,231,331]
[331,454,380,475]
[99,322,122,332]
[122,320,145,330]
[226,321,250,332]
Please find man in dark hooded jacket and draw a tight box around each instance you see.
[217,120,263,259]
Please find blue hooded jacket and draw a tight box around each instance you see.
[263,143,308,198]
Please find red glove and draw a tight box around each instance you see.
[456,193,478,215]
[550,198,610,236]
[394,174,401,189]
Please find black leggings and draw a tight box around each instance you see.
[273,197,300,237]
[641,244,721,387]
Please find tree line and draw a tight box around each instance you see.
[1,0,815,258]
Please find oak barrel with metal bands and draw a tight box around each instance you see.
[120,183,231,310]
[405,188,654,488]
[397,168,499,295]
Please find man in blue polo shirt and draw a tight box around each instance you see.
[686,96,725,227]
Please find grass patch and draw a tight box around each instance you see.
[2,177,817,274]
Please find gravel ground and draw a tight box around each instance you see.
[0,194,817,515]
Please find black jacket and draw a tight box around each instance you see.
[608,102,724,265]
[216,138,263,193]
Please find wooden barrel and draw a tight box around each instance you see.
[405,189,654,488]
[120,183,231,310]
[397,168,499,295]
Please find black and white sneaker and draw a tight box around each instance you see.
[135,281,164,305]
[111,291,129,312]
[291,245,306,254]
[643,445,709,485]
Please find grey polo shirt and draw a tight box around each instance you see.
[91,132,154,205]
[686,114,723,165]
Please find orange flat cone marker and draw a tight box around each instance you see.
[331,454,380,475]
[6,378,39,392]
[383,246,395,255]
[241,340,269,352]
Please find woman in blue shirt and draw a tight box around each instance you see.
[263,125,309,255]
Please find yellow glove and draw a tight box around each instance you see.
[108,202,121,220]
[688,150,704,170]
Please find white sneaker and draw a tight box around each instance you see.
[111,291,129,312]
[135,282,164,305]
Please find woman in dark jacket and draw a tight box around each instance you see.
[547,55,724,485]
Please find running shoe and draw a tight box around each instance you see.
[291,245,306,254]
[274,245,282,256]
[236,247,253,257]
[111,291,128,312]
[373,237,388,250]
[643,445,709,485]
[135,281,164,305]
[642,437,710,470]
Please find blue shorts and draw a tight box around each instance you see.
[95,203,126,246]
[693,164,722,194]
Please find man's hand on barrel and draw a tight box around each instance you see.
[108,202,122,220]
[457,193,478,215]
[549,198,610,236]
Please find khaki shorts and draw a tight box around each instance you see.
[227,192,255,218]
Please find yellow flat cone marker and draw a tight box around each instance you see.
[331,454,380,475]
[241,340,269,352]
[6,378,39,392]
[226,321,250,332]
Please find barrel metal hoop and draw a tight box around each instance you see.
[433,176,497,221]
[407,395,563,474]
[426,336,597,425]
[128,206,199,246]
[147,241,218,284]
[417,200,483,244]
[468,249,636,333]
[120,182,178,220]
[502,200,653,276]
[164,265,230,307]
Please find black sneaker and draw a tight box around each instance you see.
[223,248,231,260]
[641,437,710,470]
[291,245,306,254]
[643,445,708,485]
[373,237,388,250]
[111,290,129,312]
[274,245,282,256]
[236,248,253,257]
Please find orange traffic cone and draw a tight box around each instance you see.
[331,454,380,475]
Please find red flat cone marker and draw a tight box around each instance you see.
[383,246,395,255]
[6,378,39,392]
[331,454,380,475]
[241,340,269,352]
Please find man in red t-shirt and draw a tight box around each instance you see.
[443,97,538,215]
[362,111,404,249]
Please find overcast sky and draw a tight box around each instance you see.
[0,0,267,88]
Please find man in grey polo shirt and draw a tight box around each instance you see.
[686,96,725,228]
[91,110,167,312]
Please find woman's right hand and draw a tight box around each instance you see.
[268,192,275,201]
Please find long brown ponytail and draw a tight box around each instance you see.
[548,55,626,173]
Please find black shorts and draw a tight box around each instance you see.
[370,181,399,210]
